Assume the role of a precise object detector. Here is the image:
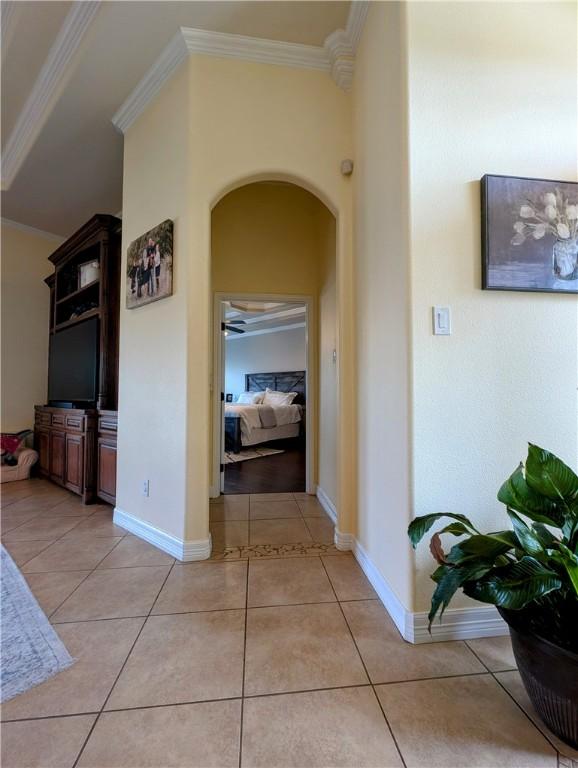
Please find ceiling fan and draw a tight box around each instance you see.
[223,319,246,334]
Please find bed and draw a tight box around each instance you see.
[225,371,305,454]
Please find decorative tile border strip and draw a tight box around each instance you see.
[210,542,348,560]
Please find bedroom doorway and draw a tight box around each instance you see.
[214,295,313,496]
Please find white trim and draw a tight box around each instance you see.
[316,485,337,524]
[113,507,211,561]
[1,1,100,190]
[334,528,355,551]
[337,535,509,644]
[225,322,306,340]
[1,217,63,242]
[346,2,371,51]
[323,1,370,90]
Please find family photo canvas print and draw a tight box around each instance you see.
[126,219,173,308]
[481,174,578,293]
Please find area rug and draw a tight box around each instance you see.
[0,545,74,702]
[224,447,285,464]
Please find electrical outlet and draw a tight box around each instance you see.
[142,479,149,497]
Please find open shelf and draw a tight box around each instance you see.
[56,278,100,305]
[54,307,100,332]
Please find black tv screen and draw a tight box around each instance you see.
[48,318,98,404]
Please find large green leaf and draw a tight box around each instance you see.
[525,444,578,512]
[548,544,578,598]
[446,534,514,565]
[407,513,478,548]
[506,510,544,557]
[438,521,472,537]
[463,556,562,610]
[428,563,491,625]
[498,464,564,527]
[532,523,558,549]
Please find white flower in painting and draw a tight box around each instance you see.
[566,205,578,220]
[532,224,546,239]
[511,233,525,246]
[544,205,557,220]
[557,222,570,239]
[520,205,534,218]
[513,221,525,234]
[542,192,557,207]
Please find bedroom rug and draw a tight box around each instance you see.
[0,545,74,702]
[224,447,285,464]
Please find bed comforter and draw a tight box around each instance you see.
[225,403,301,440]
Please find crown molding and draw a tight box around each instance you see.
[1,1,100,191]
[1,217,64,242]
[346,1,370,52]
[1,1,19,61]
[113,27,332,134]
[323,1,370,90]
[225,322,306,340]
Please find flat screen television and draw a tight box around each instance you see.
[48,317,99,406]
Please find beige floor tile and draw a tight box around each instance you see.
[244,603,368,696]
[209,499,249,521]
[242,686,403,768]
[77,700,241,768]
[211,521,249,548]
[3,515,86,541]
[210,494,248,504]
[97,535,174,568]
[250,492,295,502]
[341,600,484,683]
[250,499,302,519]
[51,565,171,621]
[39,498,102,517]
[466,635,517,672]
[106,610,245,709]
[495,670,578,762]
[1,618,144,720]
[292,492,314,501]
[1,509,44,532]
[152,560,247,614]
[297,497,327,517]
[3,539,55,566]
[321,555,377,600]
[25,570,90,616]
[21,537,123,572]
[248,557,335,607]
[303,516,335,543]
[376,674,557,768]
[0,495,64,517]
[62,511,125,539]
[1,714,97,768]
[249,518,312,545]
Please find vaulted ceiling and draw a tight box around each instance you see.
[1,1,350,238]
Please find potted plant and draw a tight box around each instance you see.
[408,444,578,748]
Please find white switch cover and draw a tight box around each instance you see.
[433,306,451,335]
[142,479,150,497]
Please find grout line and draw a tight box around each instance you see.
[318,556,408,768]
[238,558,250,767]
[71,559,177,767]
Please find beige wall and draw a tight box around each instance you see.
[406,1,578,609]
[1,222,61,432]
[212,182,338,504]
[119,55,353,546]
[352,2,414,610]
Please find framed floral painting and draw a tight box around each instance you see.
[481,174,578,294]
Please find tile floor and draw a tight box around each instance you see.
[1,479,576,768]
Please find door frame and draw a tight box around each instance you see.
[211,291,316,497]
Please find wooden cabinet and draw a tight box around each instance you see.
[35,406,96,503]
[97,411,117,505]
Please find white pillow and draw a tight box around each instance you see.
[263,388,298,406]
[236,391,264,404]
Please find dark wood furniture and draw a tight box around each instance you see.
[224,370,306,454]
[35,406,97,503]
[35,215,121,504]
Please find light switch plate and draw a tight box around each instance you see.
[432,306,451,335]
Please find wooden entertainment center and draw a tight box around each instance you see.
[34,215,121,504]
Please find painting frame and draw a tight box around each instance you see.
[481,173,578,295]
[126,219,174,309]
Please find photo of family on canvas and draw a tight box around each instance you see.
[126,219,173,309]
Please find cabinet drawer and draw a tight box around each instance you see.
[98,417,117,434]
[65,415,84,431]
[51,414,66,427]
[35,411,52,426]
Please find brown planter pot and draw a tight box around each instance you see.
[499,607,578,749]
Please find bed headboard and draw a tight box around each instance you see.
[245,371,306,405]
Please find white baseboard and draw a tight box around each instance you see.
[316,485,337,524]
[337,534,508,644]
[209,484,220,499]
[113,507,212,562]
